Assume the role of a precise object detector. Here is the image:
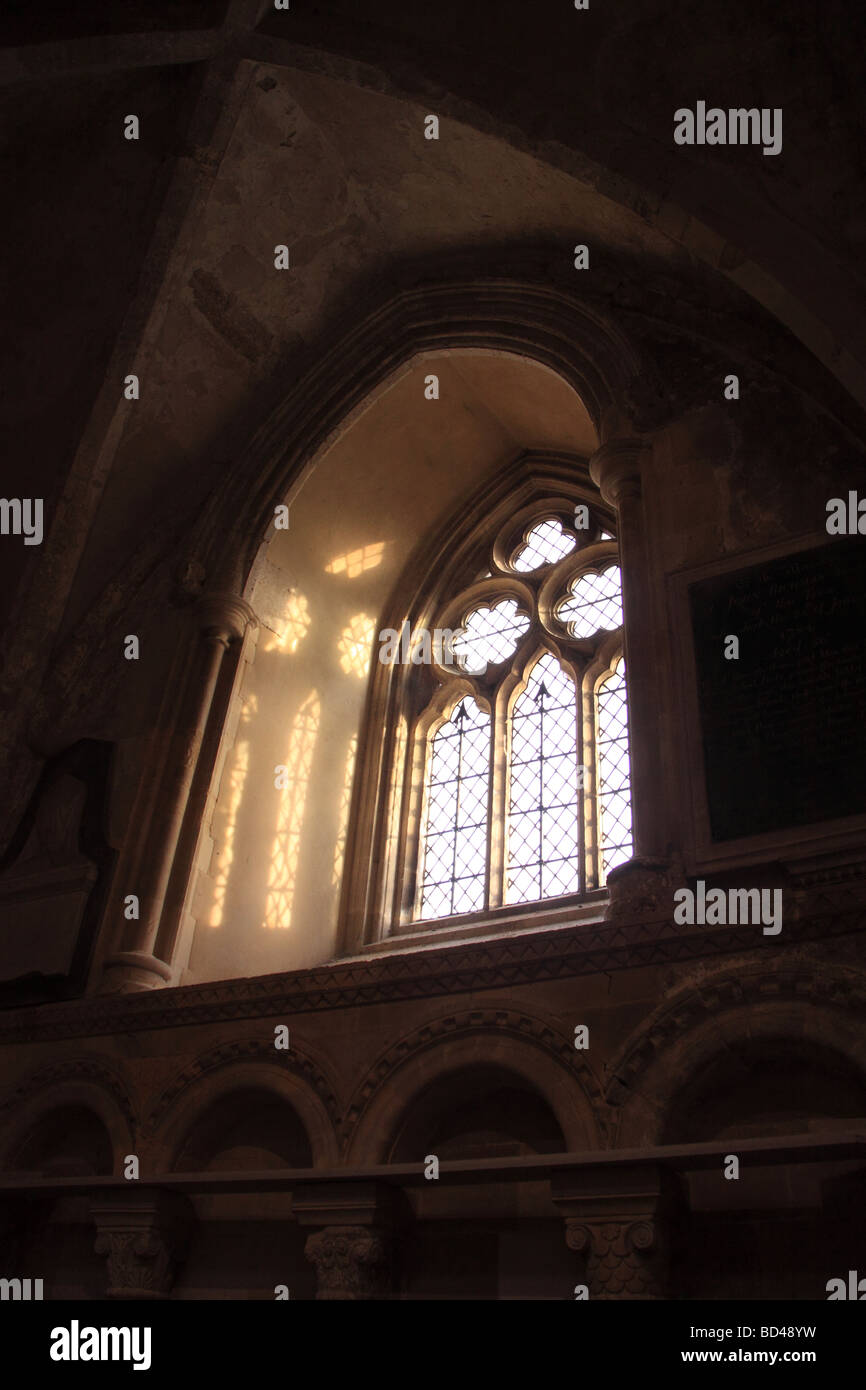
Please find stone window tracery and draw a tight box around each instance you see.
[405,510,634,925]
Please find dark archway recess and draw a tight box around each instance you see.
[387,1063,568,1162]
[663,1039,866,1301]
[9,1103,114,1177]
[661,1037,866,1145]
[388,1064,571,1299]
[172,1086,314,1172]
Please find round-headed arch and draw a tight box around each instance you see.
[344,1007,608,1164]
[608,960,866,1148]
[145,1037,341,1170]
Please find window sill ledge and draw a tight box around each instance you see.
[358,892,610,956]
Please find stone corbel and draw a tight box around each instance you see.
[605,854,687,923]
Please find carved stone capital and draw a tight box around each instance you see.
[91,1190,193,1299]
[304,1226,390,1300]
[98,951,175,994]
[195,591,258,645]
[605,855,686,923]
[564,1216,664,1298]
[588,438,647,508]
[553,1163,680,1300]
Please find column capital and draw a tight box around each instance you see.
[195,591,258,644]
[294,1182,404,1300]
[98,950,175,993]
[553,1163,681,1300]
[304,1226,390,1301]
[588,437,648,507]
[566,1215,658,1254]
[91,1189,194,1300]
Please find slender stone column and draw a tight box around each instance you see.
[100,591,256,992]
[553,1163,681,1299]
[294,1183,399,1300]
[91,1190,194,1300]
[589,437,667,863]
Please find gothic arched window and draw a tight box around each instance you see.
[338,465,637,950]
[397,504,632,927]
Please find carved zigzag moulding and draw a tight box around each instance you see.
[0,904,862,1042]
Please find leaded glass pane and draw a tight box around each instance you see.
[512,518,576,572]
[452,598,530,673]
[418,699,490,918]
[557,565,623,638]
[597,658,633,877]
[506,652,580,904]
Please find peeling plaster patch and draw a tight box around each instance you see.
[189,267,274,365]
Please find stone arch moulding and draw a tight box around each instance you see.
[0,1059,136,1173]
[143,1037,341,1170]
[143,281,655,996]
[190,277,660,596]
[607,959,866,1150]
[343,1007,610,1165]
[262,39,866,414]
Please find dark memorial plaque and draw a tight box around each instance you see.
[689,539,866,841]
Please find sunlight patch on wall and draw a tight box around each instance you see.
[263,690,321,929]
[325,543,385,578]
[207,695,257,928]
[332,734,359,889]
[262,589,311,654]
[208,739,249,928]
[337,612,376,677]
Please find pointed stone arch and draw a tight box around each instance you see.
[192,276,657,594]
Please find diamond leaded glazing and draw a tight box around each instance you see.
[596,658,633,875]
[418,699,490,919]
[557,565,623,638]
[413,506,631,922]
[506,652,580,904]
[511,518,577,572]
[452,598,530,672]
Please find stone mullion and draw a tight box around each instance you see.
[589,438,665,861]
[580,659,600,891]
